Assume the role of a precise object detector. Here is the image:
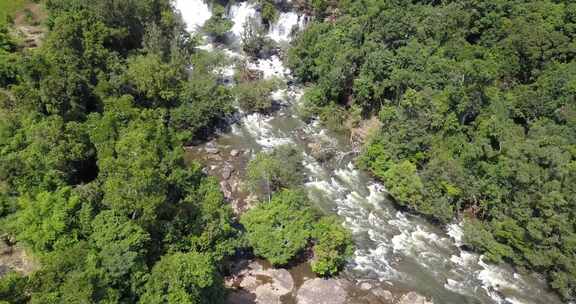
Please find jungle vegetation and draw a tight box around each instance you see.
[288,0,576,300]
[0,1,353,303]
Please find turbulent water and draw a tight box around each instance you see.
[174,1,564,303]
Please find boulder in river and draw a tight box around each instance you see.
[220,181,233,199]
[222,166,234,180]
[227,261,295,304]
[397,291,433,304]
[205,147,220,154]
[307,140,335,162]
[296,278,350,304]
[370,287,394,302]
[359,281,373,290]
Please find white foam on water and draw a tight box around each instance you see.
[302,153,327,180]
[175,0,212,32]
[176,2,565,302]
[478,258,526,299]
[196,43,214,51]
[248,55,289,79]
[366,183,387,208]
[229,2,259,37]
[238,113,292,149]
[334,168,361,189]
[271,88,287,102]
[268,11,305,43]
[450,251,477,268]
[446,223,465,247]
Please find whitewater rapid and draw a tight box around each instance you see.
[175,1,564,304]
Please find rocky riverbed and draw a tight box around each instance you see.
[175,1,564,303]
[185,133,434,304]
[223,259,432,304]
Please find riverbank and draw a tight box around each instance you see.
[175,1,565,303]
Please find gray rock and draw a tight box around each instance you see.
[231,261,294,304]
[398,291,433,304]
[296,278,349,304]
[255,284,282,303]
[205,147,219,154]
[370,287,394,302]
[266,268,294,294]
[220,181,232,199]
[230,149,241,157]
[0,240,12,255]
[222,166,234,180]
[307,141,335,162]
[359,281,373,290]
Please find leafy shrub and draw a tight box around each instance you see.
[140,252,224,304]
[241,16,276,58]
[245,145,305,199]
[240,189,317,265]
[260,1,278,26]
[203,4,233,42]
[234,77,279,113]
[311,216,354,276]
[291,0,576,298]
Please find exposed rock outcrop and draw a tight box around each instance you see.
[227,260,295,304]
[296,278,350,304]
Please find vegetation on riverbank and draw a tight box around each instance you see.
[0,0,239,302]
[242,147,354,275]
[0,0,28,26]
[0,1,354,302]
[289,0,576,300]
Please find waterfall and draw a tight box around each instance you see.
[229,1,259,38]
[174,0,212,32]
[268,11,305,43]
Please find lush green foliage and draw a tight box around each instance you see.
[0,272,28,304]
[203,4,233,42]
[311,216,354,277]
[0,0,27,26]
[290,0,576,299]
[0,1,355,300]
[0,1,238,302]
[241,189,353,270]
[0,25,17,86]
[241,189,316,265]
[259,0,278,27]
[243,146,353,273]
[139,252,223,304]
[233,63,280,113]
[241,17,276,58]
[245,145,305,199]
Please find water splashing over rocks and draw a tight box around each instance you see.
[176,1,564,304]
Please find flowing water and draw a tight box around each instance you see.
[175,1,565,303]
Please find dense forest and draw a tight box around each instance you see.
[0,0,352,303]
[1,0,575,302]
[288,0,576,301]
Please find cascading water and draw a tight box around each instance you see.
[174,0,212,32]
[229,1,259,38]
[268,12,305,43]
[176,1,564,303]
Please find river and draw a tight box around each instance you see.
[174,1,564,303]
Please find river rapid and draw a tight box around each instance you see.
[174,1,564,303]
